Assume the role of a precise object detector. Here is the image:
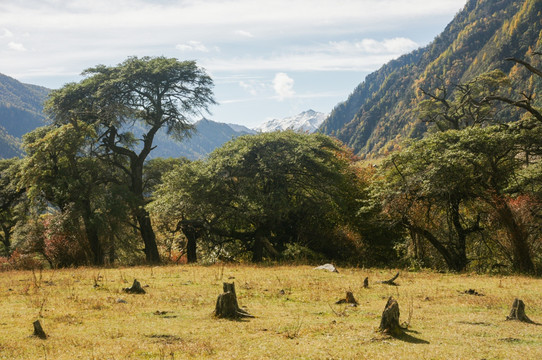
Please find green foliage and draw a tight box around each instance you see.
[0,158,26,256]
[151,131,375,263]
[376,124,542,272]
[45,56,216,264]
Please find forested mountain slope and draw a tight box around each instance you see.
[320,0,542,157]
[0,73,49,158]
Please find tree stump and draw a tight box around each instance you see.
[363,277,369,288]
[379,297,403,336]
[506,298,534,323]
[379,272,399,286]
[33,320,47,339]
[335,291,358,306]
[214,282,254,319]
[123,279,146,294]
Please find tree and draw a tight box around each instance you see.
[22,122,128,265]
[151,131,369,263]
[378,125,541,273]
[417,70,510,131]
[376,131,483,271]
[485,55,542,123]
[45,57,215,263]
[0,158,26,256]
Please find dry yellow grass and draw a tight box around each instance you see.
[0,265,541,359]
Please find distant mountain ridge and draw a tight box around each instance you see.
[0,72,257,160]
[255,110,327,133]
[321,0,542,157]
[0,73,49,158]
[148,118,256,160]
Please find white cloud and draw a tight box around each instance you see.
[8,41,26,51]
[273,73,295,100]
[1,28,13,38]
[235,30,254,38]
[201,38,419,73]
[239,81,258,96]
[0,0,466,88]
[330,38,419,54]
[176,41,212,52]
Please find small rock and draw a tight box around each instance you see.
[116,298,127,304]
[314,264,339,273]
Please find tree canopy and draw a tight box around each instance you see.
[44,56,215,263]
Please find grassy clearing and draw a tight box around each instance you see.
[0,265,541,359]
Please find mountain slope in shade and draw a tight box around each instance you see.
[0,126,23,159]
[0,72,50,158]
[320,0,542,157]
[255,110,328,133]
[147,118,256,160]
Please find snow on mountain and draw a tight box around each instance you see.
[254,110,328,133]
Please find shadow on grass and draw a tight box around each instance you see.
[394,329,430,344]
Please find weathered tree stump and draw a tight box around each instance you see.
[506,298,534,323]
[363,277,369,288]
[379,272,399,286]
[379,297,403,336]
[214,282,254,319]
[33,320,47,339]
[123,279,146,294]
[335,291,358,306]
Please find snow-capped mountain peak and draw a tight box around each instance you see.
[254,110,328,133]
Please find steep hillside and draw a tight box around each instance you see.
[0,73,49,158]
[0,72,254,160]
[321,0,542,157]
[0,126,23,159]
[146,118,256,160]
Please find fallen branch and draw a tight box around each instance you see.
[379,272,399,286]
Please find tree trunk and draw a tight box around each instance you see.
[493,196,534,274]
[136,209,161,264]
[506,298,534,323]
[252,235,264,263]
[123,279,146,294]
[180,221,202,264]
[129,151,161,264]
[214,282,254,319]
[82,199,104,266]
[379,297,402,336]
[33,320,47,339]
[407,223,467,272]
[0,224,11,255]
[335,291,358,306]
[186,234,197,264]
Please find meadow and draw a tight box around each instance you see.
[1,264,541,359]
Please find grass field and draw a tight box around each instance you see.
[0,264,541,359]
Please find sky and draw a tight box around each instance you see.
[0,0,468,128]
